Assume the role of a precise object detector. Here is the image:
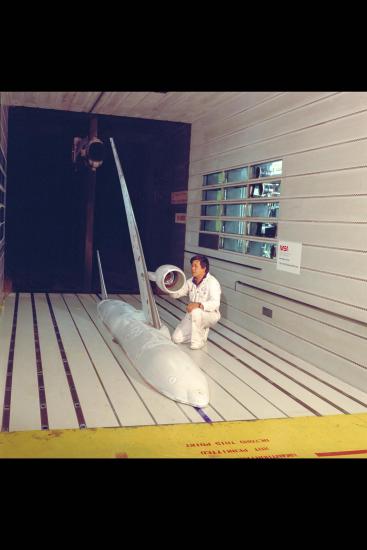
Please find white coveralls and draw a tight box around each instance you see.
[171,272,221,349]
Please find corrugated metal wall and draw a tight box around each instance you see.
[0,92,9,305]
[185,92,367,391]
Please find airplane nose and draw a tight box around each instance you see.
[188,388,209,408]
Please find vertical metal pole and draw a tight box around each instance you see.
[83,116,97,290]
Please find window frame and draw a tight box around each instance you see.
[198,160,282,260]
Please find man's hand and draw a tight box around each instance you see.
[186,302,201,313]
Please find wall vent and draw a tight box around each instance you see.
[262,306,273,318]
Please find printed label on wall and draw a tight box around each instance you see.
[276,240,302,274]
[175,213,187,224]
[171,191,188,204]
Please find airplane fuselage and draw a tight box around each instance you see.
[97,299,209,408]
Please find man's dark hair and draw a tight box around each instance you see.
[190,254,209,274]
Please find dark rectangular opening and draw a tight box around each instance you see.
[199,233,219,250]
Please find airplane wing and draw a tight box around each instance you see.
[110,137,162,329]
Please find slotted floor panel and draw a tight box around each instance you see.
[1,292,367,434]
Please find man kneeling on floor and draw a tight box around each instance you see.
[170,255,221,350]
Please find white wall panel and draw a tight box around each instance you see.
[185,216,200,233]
[222,286,367,367]
[187,175,203,190]
[185,91,367,388]
[207,264,367,313]
[190,110,367,176]
[221,302,367,392]
[168,93,236,123]
[185,230,198,248]
[186,202,201,218]
[278,221,366,251]
[286,139,367,176]
[218,274,367,338]
[193,92,284,133]
[201,92,338,141]
[301,247,367,280]
[282,167,367,198]
[191,92,367,161]
[184,245,367,316]
[280,196,367,222]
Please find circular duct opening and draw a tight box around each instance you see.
[88,140,105,162]
[164,271,185,292]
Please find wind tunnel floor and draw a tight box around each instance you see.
[1,292,367,436]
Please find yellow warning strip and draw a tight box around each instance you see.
[1,412,367,458]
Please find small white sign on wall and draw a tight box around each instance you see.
[276,240,302,274]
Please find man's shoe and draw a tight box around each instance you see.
[190,342,205,350]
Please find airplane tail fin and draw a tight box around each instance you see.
[110,137,162,329]
[96,250,108,301]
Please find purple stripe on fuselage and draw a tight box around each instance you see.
[195,407,212,423]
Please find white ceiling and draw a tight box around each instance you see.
[7,91,243,123]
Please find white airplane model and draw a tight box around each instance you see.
[96,137,209,408]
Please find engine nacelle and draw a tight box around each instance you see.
[148,265,186,294]
[72,136,105,171]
